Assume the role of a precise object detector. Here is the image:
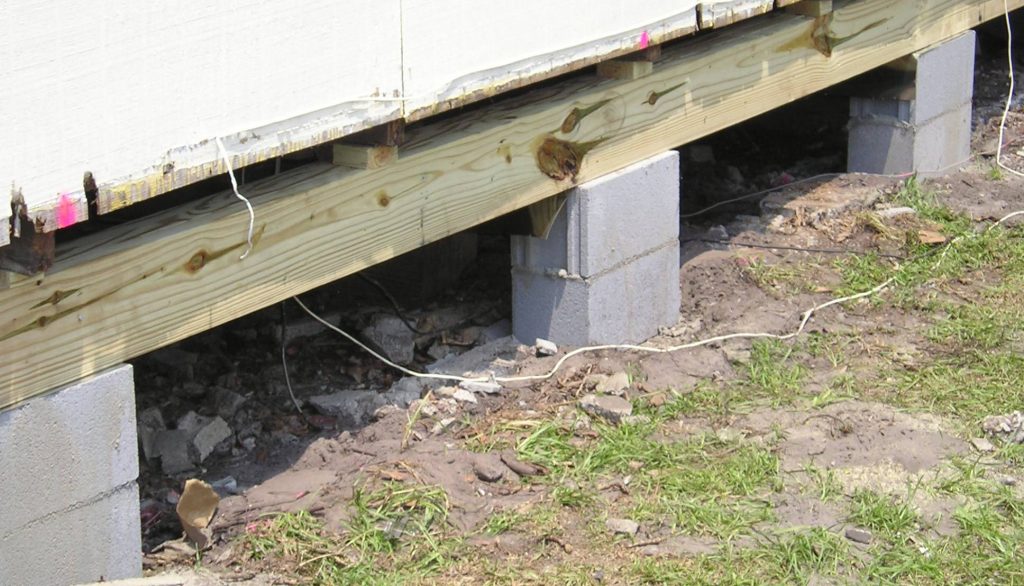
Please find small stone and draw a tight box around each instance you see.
[431,417,457,435]
[176,411,211,438]
[722,344,752,365]
[579,394,633,423]
[726,165,744,184]
[459,380,502,395]
[535,338,558,356]
[213,388,247,420]
[240,437,257,451]
[876,206,918,218]
[452,389,478,404]
[845,527,872,544]
[473,458,505,482]
[606,518,639,536]
[621,415,651,426]
[373,404,402,420]
[971,437,996,453]
[154,430,194,475]
[192,417,232,463]
[361,314,416,364]
[596,372,631,396]
[708,224,729,240]
[137,407,166,461]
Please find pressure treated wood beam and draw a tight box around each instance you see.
[0,0,1019,411]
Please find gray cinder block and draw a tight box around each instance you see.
[512,151,681,345]
[0,364,141,585]
[848,31,975,176]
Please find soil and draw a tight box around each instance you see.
[136,35,1024,585]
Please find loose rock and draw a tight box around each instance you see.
[596,372,631,396]
[452,388,478,404]
[192,417,233,463]
[361,314,417,364]
[213,388,247,420]
[535,338,558,357]
[473,457,505,482]
[154,429,194,475]
[459,380,502,395]
[845,527,873,544]
[606,518,640,536]
[579,394,633,424]
[970,437,996,453]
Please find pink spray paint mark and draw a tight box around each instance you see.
[56,193,77,229]
[639,30,650,49]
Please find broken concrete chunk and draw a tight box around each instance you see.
[459,380,502,395]
[845,527,872,544]
[596,371,631,396]
[361,314,416,364]
[154,429,195,475]
[177,411,212,438]
[579,394,632,423]
[606,518,640,536]
[970,437,996,453]
[876,206,917,218]
[137,406,166,461]
[452,389,478,404]
[192,417,233,463]
[535,338,558,356]
[213,388,247,420]
[479,319,512,344]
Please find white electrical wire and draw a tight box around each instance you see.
[293,7,1024,388]
[215,137,256,260]
[997,0,1024,178]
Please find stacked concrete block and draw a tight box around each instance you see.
[512,151,681,346]
[0,365,141,585]
[848,31,975,176]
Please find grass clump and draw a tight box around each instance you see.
[241,483,458,585]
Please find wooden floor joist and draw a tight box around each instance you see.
[0,0,1019,411]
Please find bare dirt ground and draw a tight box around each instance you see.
[137,43,1024,586]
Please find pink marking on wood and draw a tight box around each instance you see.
[56,193,78,228]
[639,31,650,49]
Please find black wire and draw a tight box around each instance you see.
[358,273,431,335]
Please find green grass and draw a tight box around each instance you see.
[240,483,459,585]
[847,489,919,539]
[629,528,850,585]
[515,418,781,539]
[744,340,807,405]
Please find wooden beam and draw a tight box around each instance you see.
[596,59,654,80]
[785,0,834,16]
[0,0,1019,411]
[332,144,399,169]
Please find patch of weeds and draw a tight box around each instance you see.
[517,418,780,539]
[996,442,1024,466]
[241,484,459,585]
[834,252,892,297]
[987,163,1005,181]
[482,510,525,535]
[743,258,814,296]
[892,176,972,235]
[762,528,849,583]
[745,339,807,404]
[812,374,858,408]
[802,463,843,502]
[653,383,739,423]
[888,351,1024,423]
[804,331,852,368]
[630,528,850,585]
[625,361,647,384]
[927,303,1022,351]
[847,489,919,539]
